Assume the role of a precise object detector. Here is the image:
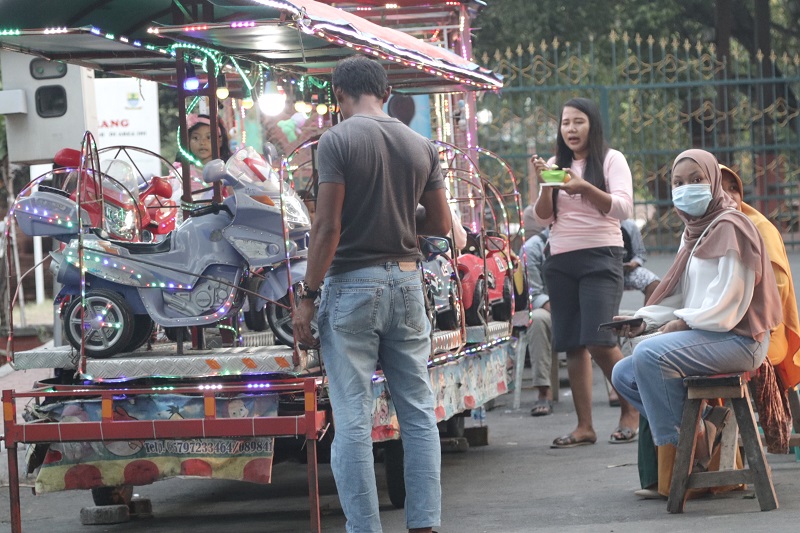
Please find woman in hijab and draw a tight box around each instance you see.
[611,149,782,474]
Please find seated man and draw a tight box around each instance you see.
[621,219,660,304]
[513,228,554,416]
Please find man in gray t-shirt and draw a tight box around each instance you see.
[293,55,450,533]
[315,108,444,275]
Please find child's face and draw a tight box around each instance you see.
[189,124,215,164]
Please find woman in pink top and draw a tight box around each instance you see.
[532,97,639,448]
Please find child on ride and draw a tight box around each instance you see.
[173,113,231,205]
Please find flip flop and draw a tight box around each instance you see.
[609,426,638,444]
[551,434,596,448]
[530,399,553,417]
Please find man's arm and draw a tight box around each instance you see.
[417,188,451,236]
[303,182,344,291]
[623,219,648,265]
[293,182,344,347]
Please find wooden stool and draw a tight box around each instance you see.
[668,372,778,513]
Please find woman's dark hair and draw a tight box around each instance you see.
[551,97,609,216]
[332,55,389,100]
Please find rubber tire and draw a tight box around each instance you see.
[446,415,466,438]
[63,290,135,359]
[266,289,318,347]
[243,295,268,332]
[492,276,513,322]
[438,415,466,438]
[425,289,437,330]
[465,279,487,326]
[435,283,461,330]
[383,439,406,509]
[164,326,190,343]
[91,485,133,506]
[123,315,155,353]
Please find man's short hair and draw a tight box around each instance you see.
[332,55,389,100]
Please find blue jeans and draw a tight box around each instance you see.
[318,263,441,532]
[611,329,768,446]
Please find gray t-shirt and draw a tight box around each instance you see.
[317,114,444,275]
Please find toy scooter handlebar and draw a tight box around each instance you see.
[191,203,233,218]
[202,159,229,184]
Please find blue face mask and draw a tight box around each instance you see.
[672,184,712,217]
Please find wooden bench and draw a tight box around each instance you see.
[667,372,778,513]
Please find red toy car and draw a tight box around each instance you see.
[457,231,513,326]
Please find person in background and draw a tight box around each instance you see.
[612,149,782,499]
[621,219,661,304]
[532,97,639,448]
[719,165,800,392]
[606,219,662,407]
[513,228,554,416]
[292,55,449,533]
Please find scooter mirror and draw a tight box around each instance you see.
[202,159,228,183]
[147,176,173,199]
[262,142,279,166]
[419,236,450,261]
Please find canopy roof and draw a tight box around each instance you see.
[0,0,501,94]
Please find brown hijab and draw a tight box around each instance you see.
[647,149,781,341]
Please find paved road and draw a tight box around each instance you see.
[2,253,800,532]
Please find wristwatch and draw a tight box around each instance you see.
[298,280,321,300]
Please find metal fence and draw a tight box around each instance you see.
[476,32,800,252]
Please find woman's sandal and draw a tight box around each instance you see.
[551,434,597,448]
[530,399,553,417]
[608,426,638,444]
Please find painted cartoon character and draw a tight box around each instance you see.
[433,371,447,420]
[463,362,478,409]
[371,390,398,440]
[104,405,144,457]
[54,404,93,462]
[227,398,249,418]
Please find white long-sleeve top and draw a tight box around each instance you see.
[634,250,755,333]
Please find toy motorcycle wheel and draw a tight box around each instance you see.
[436,282,462,330]
[243,294,268,332]
[384,439,406,509]
[465,278,488,326]
[492,276,513,322]
[123,315,155,353]
[425,288,437,330]
[266,288,319,348]
[63,289,135,359]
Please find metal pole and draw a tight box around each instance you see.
[9,216,26,327]
[3,390,23,533]
[304,379,321,532]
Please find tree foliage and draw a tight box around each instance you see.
[474,0,799,64]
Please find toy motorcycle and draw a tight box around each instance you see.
[421,252,461,330]
[14,146,311,358]
[54,147,179,242]
[457,230,512,325]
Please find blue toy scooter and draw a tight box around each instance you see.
[13,147,311,358]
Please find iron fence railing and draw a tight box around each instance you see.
[477,33,800,252]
